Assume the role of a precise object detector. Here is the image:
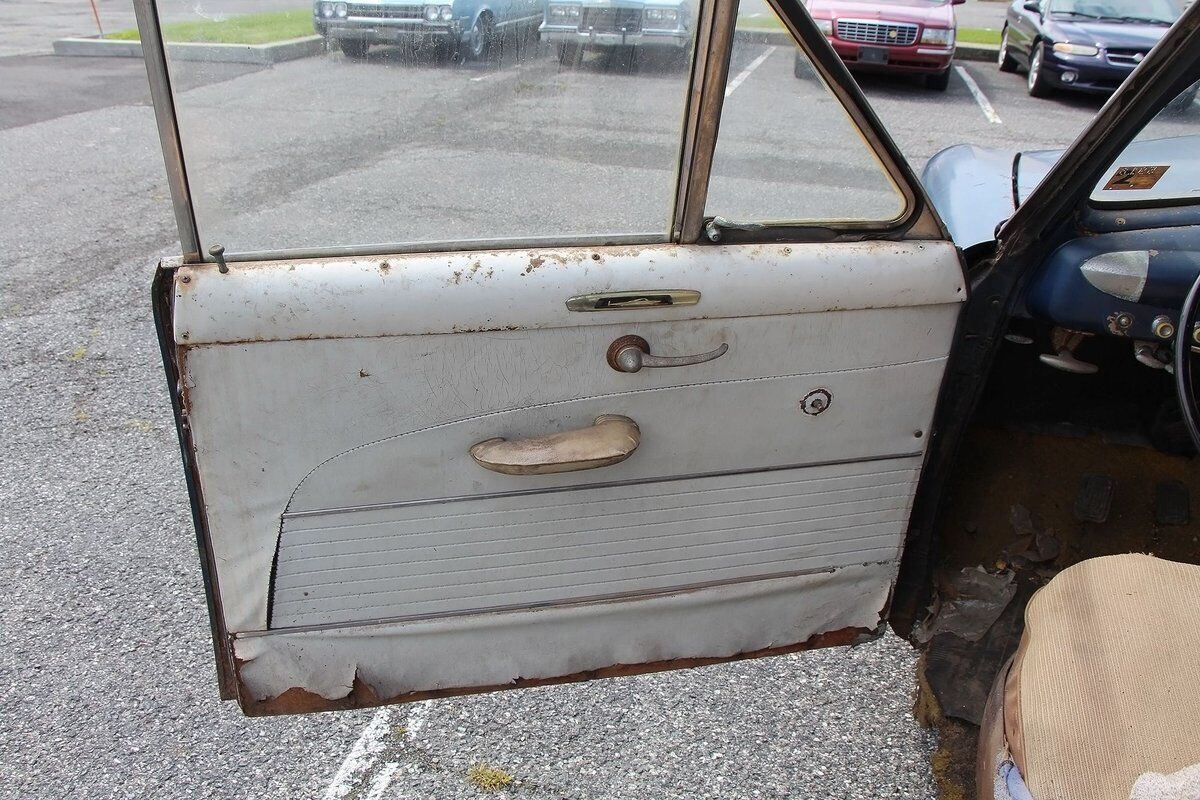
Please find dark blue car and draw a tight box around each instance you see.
[997,0,1182,96]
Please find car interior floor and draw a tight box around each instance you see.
[916,323,1200,800]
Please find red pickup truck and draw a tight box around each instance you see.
[801,0,963,90]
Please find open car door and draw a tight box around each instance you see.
[137,0,965,713]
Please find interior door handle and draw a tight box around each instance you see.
[469,415,640,475]
[607,335,729,373]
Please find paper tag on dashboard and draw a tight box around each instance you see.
[1103,165,1170,190]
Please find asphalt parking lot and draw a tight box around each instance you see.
[0,7,1110,799]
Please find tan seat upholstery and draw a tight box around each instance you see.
[1005,554,1200,800]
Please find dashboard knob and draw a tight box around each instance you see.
[1153,315,1176,340]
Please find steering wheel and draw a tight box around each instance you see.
[1175,272,1200,451]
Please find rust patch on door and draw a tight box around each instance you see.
[237,623,878,717]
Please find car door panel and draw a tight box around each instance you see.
[1022,5,1040,56]
[172,241,963,708]
[135,0,971,712]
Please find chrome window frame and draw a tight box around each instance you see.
[134,0,945,266]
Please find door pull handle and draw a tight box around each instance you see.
[469,415,640,475]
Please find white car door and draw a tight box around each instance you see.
[138,0,964,713]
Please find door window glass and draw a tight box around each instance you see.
[703,1,906,225]
[153,0,700,255]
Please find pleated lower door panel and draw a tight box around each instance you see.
[269,456,921,629]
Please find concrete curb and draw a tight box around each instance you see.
[734,29,1000,64]
[51,34,325,64]
[955,42,1001,62]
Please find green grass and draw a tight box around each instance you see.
[958,26,1002,45]
[736,13,786,30]
[735,15,1000,45]
[107,9,313,44]
[466,764,515,791]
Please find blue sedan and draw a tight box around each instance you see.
[997,0,1182,96]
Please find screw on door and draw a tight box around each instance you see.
[800,388,832,415]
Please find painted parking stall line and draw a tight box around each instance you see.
[954,64,1002,124]
[363,762,401,800]
[322,701,434,799]
[725,45,777,97]
[469,57,540,82]
[322,708,394,800]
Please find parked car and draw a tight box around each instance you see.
[797,0,964,90]
[998,0,1184,96]
[539,0,691,62]
[312,0,543,60]
[136,1,1200,798]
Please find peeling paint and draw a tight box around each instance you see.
[172,242,964,347]
[239,622,875,716]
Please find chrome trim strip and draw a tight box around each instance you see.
[837,17,917,25]
[282,451,925,520]
[219,232,668,263]
[241,559,898,636]
[133,0,201,262]
[836,18,919,46]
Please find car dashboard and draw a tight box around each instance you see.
[1025,227,1200,351]
[923,134,1200,372]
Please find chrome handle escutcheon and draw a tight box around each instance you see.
[607,335,729,373]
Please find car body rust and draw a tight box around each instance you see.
[238,623,879,716]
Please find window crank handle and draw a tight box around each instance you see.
[607,335,729,373]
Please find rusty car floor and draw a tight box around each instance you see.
[918,424,1200,800]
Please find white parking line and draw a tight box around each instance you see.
[404,701,432,740]
[322,700,434,800]
[470,58,539,82]
[954,65,1002,125]
[725,46,778,97]
[322,708,393,800]
[363,762,401,800]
